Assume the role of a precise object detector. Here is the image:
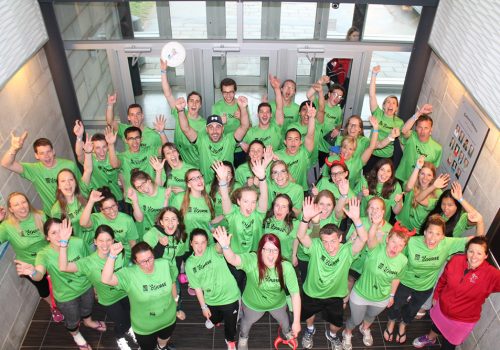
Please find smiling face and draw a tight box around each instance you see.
[467,243,488,269]
[261,241,280,268]
[386,233,406,258]
[367,198,385,224]
[34,145,56,168]
[340,141,356,160]
[424,224,445,249]
[57,170,77,198]
[248,143,265,162]
[258,105,272,127]
[271,163,289,187]
[206,123,224,143]
[125,130,142,153]
[221,85,236,104]
[238,190,258,217]
[377,163,393,184]
[281,81,296,103]
[92,139,108,161]
[191,233,208,257]
[418,167,435,189]
[441,197,458,219]
[95,232,114,256]
[8,194,30,220]
[273,196,291,221]
[284,130,302,155]
[127,107,144,128]
[133,177,154,196]
[382,96,398,116]
[100,198,119,220]
[186,170,205,193]
[135,250,155,273]
[163,146,181,168]
[317,195,334,220]
[328,88,344,106]
[321,232,341,256]
[187,94,202,116]
[46,222,62,245]
[330,165,348,185]
[159,210,179,236]
[346,117,363,137]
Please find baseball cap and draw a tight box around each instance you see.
[206,115,223,126]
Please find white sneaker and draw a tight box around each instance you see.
[116,337,131,350]
[359,325,373,346]
[238,336,248,350]
[341,330,352,350]
[126,327,137,343]
[205,319,215,329]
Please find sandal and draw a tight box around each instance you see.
[415,310,427,319]
[383,328,393,342]
[396,330,407,344]
[77,342,92,350]
[87,320,107,332]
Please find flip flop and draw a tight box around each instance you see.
[415,311,427,319]
[87,320,107,332]
[396,330,406,344]
[383,328,393,342]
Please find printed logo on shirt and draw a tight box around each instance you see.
[415,145,428,158]
[208,144,224,155]
[287,159,299,168]
[21,228,41,237]
[143,285,148,292]
[242,219,255,230]
[44,177,58,184]
[188,207,209,214]
[192,259,212,274]
[377,262,399,276]
[265,222,288,233]
[320,254,340,267]
[97,165,116,174]
[130,156,148,165]
[469,273,478,284]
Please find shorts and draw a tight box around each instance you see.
[300,291,344,327]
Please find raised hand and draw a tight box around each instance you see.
[89,190,104,203]
[343,197,361,221]
[362,186,369,197]
[269,74,281,89]
[59,218,73,241]
[14,260,35,277]
[390,127,400,139]
[372,65,381,74]
[127,188,138,202]
[394,193,403,203]
[306,101,316,119]
[237,96,248,108]
[150,156,166,172]
[318,75,330,85]
[302,196,321,222]
[159,235,169,246]
[212,226,231,248]
[154,114,166,132]
[262,146,274,167]
[175,97,186,111]
[467,211,483,224]
[110,242,123,256]
[450,181,463,200]
[311,183,319,196]
[73,120,84,138]
[104,125,117,145]
[416,155,426,169]
[418,103,433,116]
[160,59,168,71]
[83,133,93,154]
[212,161,229,183]
[107,92,117,105]
[433,173,450,189]
[10,131,28,151]
[369,115,379,130]
[312,83,322,93]
[221,112,228,124]
[250,159,266,180]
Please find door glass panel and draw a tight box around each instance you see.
[364,5,421,42]
[130,1,159,38]
[360,51,411,120]
[170,1,207,39]
[226,56,261,76]
[244,1,262,39]
[326,4,356,39]
[280,2,317,39]
[225,1,238,39]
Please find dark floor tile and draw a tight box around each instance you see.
[243,323,272,350]
[40,321,103,349]
[171,323,214,349]
[31,300,52,321]
[21,320,49,347]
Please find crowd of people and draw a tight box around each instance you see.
[1,62,498,350]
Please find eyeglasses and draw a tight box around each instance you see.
[332,92,344,100]
[137,256,154,265]
[134,180,150,191]
[101,204,118,212]
[348,123,361,128]
[188,175,203,183]
[272,170,287,176]
[222,90,235,95]
[126,136,141,142]
[262,247,279,254]
[330,171,345,177]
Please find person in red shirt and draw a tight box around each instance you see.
[413,236,500,349]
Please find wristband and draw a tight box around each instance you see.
[59,239,68,246]
[372,72,378,77]
[388,136,395,142]
[389,293,395,297]
[177,109,184,113]
[372,129,379,133]
[355,222,363,229]
[107,104,113,109]
[157,129,166,135]
[108,253,118,260]
[340,194,348,199]
[412,113,418,121]
[201,304,209,310]
[458,197,464,203]
[221,245,230,250]
[301,218,310,224]
[415,164,422,170]
[77,137,83,142]
[30,270,37,278]
[84,150,92,154]
[161,70,167,74]
[174,295,180,302]
[258,176,266,181]
[219,182,227,187]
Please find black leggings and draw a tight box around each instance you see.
[208,300,240,342]
[23,274,50,298]
[103,297,131,338]
[431,323,456,350]
[135,322,176,350]
[387,283,433,325]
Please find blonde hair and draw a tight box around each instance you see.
[412,162,437,208]
[6,192,44,236]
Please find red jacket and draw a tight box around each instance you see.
[433,254,500,323]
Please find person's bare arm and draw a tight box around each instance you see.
[73,120,85,164]
[160,59,177,108]
[106,93,119,131]
[1,131,28,174]
[234,96,250,142]
[104,126,121,168]
[175,98,198,142]
[304,102,316,153]
[401,104,433,138]
[212,227,242,267]
[269,74,284,126]
[369,65,380,113]
[361,116,380,165]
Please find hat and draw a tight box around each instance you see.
[206,115,223,126]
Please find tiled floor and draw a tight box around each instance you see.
[21,282,440,350]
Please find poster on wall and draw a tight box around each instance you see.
[441,95,489,188]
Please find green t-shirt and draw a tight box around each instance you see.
[322,153,363,190]
[268,180,304,211]
[136,187,168,234]
[51,199,94,247]
[185,245,240,306]
[401,235,468,291]
[170,109,207,165]
[116,258,176,335]
[302,240,357,299]
[315,177,355,201]
[446,212,472,237]
[371,107,404,158]
[91,212,138,262]
[335,135,370,160]
[286,120,324,164]
[35,237,91,302]
[354,242,408,302]
[170,193,213,242]
[227,205,265,254]
[0,214,47,265]
[165,162,196,190]
[89,154,123,201]
[396,189,441,232]
[275,147,311,191]
[243,122,283,151]
[195,132,237,184]
[315,98,343,137]
[117,146,157,194]
[235,162,253,186]
[117,122,162,152]
[396,132,442,182]
[238,252,299,312]
[211,100,240,136]
[20,158,82,215]
[263,218,299,262]
[346,216,393,274]
[143,226,188,280]
[269,100,299,131]
[75,252,128,306]
[359,177,403,222]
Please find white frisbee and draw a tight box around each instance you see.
[161,41,186,67]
